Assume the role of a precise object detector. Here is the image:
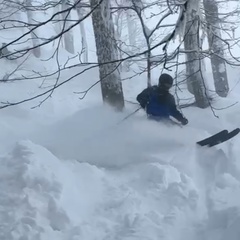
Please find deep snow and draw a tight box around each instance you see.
[1,59,240,240]
[1,2,240,238]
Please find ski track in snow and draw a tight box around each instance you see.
[1,103,240,240]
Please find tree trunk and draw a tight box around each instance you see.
[184,0,209,108]
[90,0,124,111]
[125,9,137,72]
[26,0,41,58]
[61,0,75,54]
[126,10,137,47]
[113,11,123,71]
[77,8,88,63]
[203,0,229,97]
[52,3,64,48]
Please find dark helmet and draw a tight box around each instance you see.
[158,73,173,90]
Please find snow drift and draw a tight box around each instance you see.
[1,104,240,240]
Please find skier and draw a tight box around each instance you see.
[136,73,188,125]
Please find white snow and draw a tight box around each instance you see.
[1,1,240,240]
[1,65,240,239]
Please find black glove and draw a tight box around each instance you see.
[181,117,188,125]
[140,103,146,109]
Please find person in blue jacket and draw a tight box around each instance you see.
[136,73,188,125]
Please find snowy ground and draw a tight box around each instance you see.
[1,55,240,240]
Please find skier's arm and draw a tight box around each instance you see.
[168,95,188,125]
[136,88,151,109]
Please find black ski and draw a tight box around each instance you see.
[208,128,240,147]
[196,130,228,147]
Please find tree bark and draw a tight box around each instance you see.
[61,0,75,54]
[203,0,229,97]
[77,7,88,63]
[90,0,124,110]
[184,0,209,108]
[126,10,137,47]
[26,0,41,58]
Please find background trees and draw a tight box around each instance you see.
[203,0,229,98]
[0,0,239,111]
[90,0,124,110]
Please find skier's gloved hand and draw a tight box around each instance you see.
[181,117,188,125]
[139,103,146,109]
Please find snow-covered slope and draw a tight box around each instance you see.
[1,18,240,239]
[1,139,198,240]
[1,93,240,240]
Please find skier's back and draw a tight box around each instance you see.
[136,73,188,125]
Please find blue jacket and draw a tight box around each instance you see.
[136,86,185,122]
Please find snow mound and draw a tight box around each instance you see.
[0,139,207,240]
[1,104,240,240]
[0,140,106,239]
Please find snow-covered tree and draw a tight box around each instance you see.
[90,0,124,110]
[26,0,41,58]
[111,0,142,72]
[203,0,229,97]
[52,2,64,48]
[112,6,124,71]
[76,7,88,62]
[61,0,75,54]
[0,0,238,109]
[73,0,89,62]
[126,10,137,47]
[183,0,209,108]
[131,0,153,87]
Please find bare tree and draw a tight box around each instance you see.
[112,6,124,71]
[203,0,229,97]
[76,6,88,62]
[131,0,153,87]
[90,0,124,110]
[26,0,41,57]
[52,1,65,48]
[183,0,209,108]
[61,0,75,54]
[0,0,240,112]
[126,9,137,47]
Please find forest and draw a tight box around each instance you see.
[0,0,239,112]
